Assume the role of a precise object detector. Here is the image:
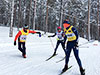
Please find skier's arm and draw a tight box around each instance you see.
[72,27,78,42]
[29,30,37,33]
[62,32,65,37]
[72,27,78,47]
[14,31,22,46]
[29,30,41,37]
[14,31,22,41]
[48,33,56,37]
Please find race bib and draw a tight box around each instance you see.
[20,35,27,41]
[58,35,62,39]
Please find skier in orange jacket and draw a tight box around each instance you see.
[14,24,41,58]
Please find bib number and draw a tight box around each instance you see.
[20,35,27,41]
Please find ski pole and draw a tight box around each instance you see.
[44,33,55,49]
[49,37,55,49]
[78,40,94,46]
[78,46,89,48]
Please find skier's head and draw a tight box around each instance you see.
[63,19,70,28]
[57,26,61,32]
[24,24,29,29]
[23,24,29,32]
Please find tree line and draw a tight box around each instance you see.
[0,0,100,41]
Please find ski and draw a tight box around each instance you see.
[56,57,65,63]
[46,54,58,61]
[59,66,72,75]
[56,56,72,63]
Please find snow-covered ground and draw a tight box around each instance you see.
[0,26,100,75]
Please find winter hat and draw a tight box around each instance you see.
[57,26,61,30]
[57,26,61,32]
[63,20,70,28]
[63,20,70,24]
[24,24,29,29]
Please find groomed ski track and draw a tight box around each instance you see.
[0,27,100,75]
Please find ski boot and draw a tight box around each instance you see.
[62,64,68,72]
[80,67,85,75]
[22,54,27,58]
[52,52,56,56]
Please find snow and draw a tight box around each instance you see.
[0,26,100,75]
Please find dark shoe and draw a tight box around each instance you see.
[80,67,85,75]
[22,54,27,58]
[52,52,56,56]
[62,64,68,72]
[23,55,26,58]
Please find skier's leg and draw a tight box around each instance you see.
[61,41,66,55]
[61,41,66,51]
[62,42,72,72]
[65,48,71,64]
[18,42,23,52]
[22,42,26,58]
[22,42,26,55]
[53,40,60,55]
[73,47,82,67]
[62,48,71,72]
[64,35,67,46]
[73,47,85,75]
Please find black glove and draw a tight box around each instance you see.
[74,42,78,47]
[36,32,41,34]
[14,41,16,46]
[36,32,41,37]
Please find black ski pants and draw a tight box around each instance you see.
[18,42,26,55]
[54,40,66,54]
[65,41,82,67]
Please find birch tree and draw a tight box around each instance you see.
[88,0,91,40]
[33,0,36,30]
[97,0,100,41]
[59,0,63,27]
[28,0,32,29]
[9,0,14,37]
[18,0,22,31]
[45,0,48,33]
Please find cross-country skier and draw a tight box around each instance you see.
[62,20,85,75]
[48,26,67,56]
[14,24,41,58]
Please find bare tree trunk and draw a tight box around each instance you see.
[87,0,91,41]
[45,0,48,33]
[9,0,14,37]
[60,0,63,28]
[18,0,22,31]
[23,0,26,25]
[97,0,100,41]
[73,16,76,26]
[28,0,32,29]
[13,1,17,27]
[33,0,36,30]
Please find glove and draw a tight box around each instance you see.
[36,32,41,34]
[39,34,41,37]
[48,36,51,37]
[36,32,41,37]
[74,42,78,47]
[14,41,16,46]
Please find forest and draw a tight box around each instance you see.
[0,0,100,41]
